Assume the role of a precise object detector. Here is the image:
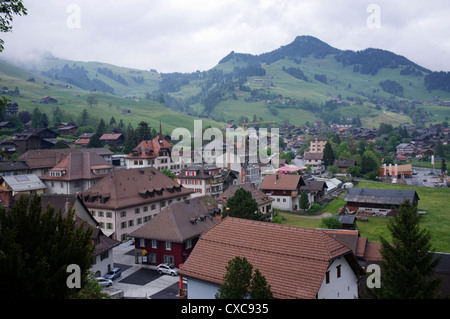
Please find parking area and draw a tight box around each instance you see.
[103,242,185,299]
[405,167,446,187]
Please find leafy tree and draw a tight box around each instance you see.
[321,216,342,229]
[161,168,175,180]
[216,257,272,299]
[369,200,441,299]
[86,95,97,107]
[0,194,94,299]
[224,188,260,220]
[0,0,27,52]
[299,190,309,212]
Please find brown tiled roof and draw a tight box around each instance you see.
[220,183,273,206]
[179,217,356,299]
[82,167,193,210]
[15,149,78,169]
[363,242,382,261]
[100,133,122,140]
[260,174,302,191]
[129,196,220,243]
[304,152,324,160]
[40,152,113,181]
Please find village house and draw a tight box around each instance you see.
[125,125,185,173]
[334,159,356,174]
[396,143,416,156]
[218,183,274,218]
[300,180,328,205]
[179,217,364,299]
[175,164,224,198]
[343,187,419,217]
[57,122,78,136]
[129,196,220,268]
[0,161,30,176]
[100,133,124,148]
[303,152,324,174]
[12,128,59,153]
[81,167,193,241]
[40,151,114,195]
[14,149,115,177]
[0,174,47,207]
[308,135,328,153]
[260,174,305,211]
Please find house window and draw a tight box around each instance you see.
[98,211,104,217]
[128,220,134,227]
[325,271,330,284]
[337,265,341,278]
[151,204,156,210]
[135,208,140,214]
[106,223,113,230]
[139,238,145,247]
[186,239,192,250]
[120,222,127,229]
[164,255,174,265]
[120,211,126,218]
[151,240,158,249]
[165,241,172,251]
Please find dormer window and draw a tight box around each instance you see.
[50,170,64,177]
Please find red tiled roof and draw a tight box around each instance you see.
[179,217,356,299]
[40,152,113,181]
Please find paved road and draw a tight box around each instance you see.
[104,242,184,299]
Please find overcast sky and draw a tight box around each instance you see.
[1,0,450,73]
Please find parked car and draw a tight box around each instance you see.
[104,267,123,280]
[157,263,179,276]
[96,277,113,287]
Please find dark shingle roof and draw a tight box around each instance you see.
[129,196,220,242]
[343,188,419,205]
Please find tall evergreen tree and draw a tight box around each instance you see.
[216,257,272,299]
[323,141,335,167]
[0,194,94,299]
[369,200,441,299]
[250,269,273,299]
[216,256,253,299]
[299,190,309,211]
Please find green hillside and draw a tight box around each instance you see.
[0,59,224,134]
[3,35,450,130]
